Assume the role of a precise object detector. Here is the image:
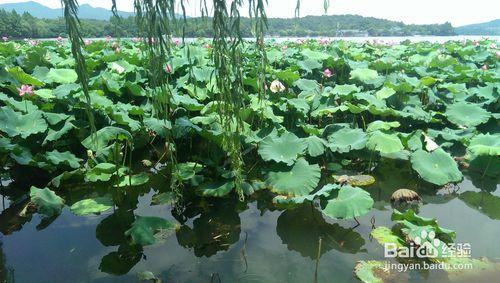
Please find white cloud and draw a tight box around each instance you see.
[2,0,499,26]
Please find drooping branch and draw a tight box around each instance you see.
[60,0,96,139]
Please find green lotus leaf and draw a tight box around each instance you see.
[45,150,82,169]
[151,192,175,205]
[331,84,360,96]
[322,185,374,219]
[410,149,463,185]
[445,102,491,127]
[116,173,150,187]
[86,163,116,182]
[265,158,321,196]
[173,162,203,181]
[143,117,172,138]
[366,120,400,132]
[82,126,133,151]
[304,135,326,157]
[370,226,405,248]
[294,79,319,92]
[70,196,113,216]
[258,132,306,165]
[0,107,47,138]
[273,183,340,206]
[50,169,85,188]
[29,186,64,217]
[367,131,404,154]
[467,134,500,156]
[375,86,396,100]
[43,118,76,145]
[275,69,300,85]
[327,128,367,153]
[301,48,331,61]
[197,180,234,197]
[125,216,178,246]
[399,223,452,257]
[297,59,322,73]
[46,68,78,84]
[392,209,456,240]
[350,68,380,83]
[354,260,387,283]
[7,66,44,86]
[266,48,283,63]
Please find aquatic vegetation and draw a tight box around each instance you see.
[0,32,498,281]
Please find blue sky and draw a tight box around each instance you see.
[3,0,499,26]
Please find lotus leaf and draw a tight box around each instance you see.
[322,185,374,219]
[265,158,321,196]
[258,132,306,165]
[327,128,367,153]
[29,186,64,217]
[70,196,114,216]
[445,102,491,127]
[410,149,462,185]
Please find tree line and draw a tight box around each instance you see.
[0,9,455,39]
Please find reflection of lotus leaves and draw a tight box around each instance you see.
[176,206,241,257]
[459,191,500,220]
[96,209,135,247]
[276,205,365,259]
[99,243,142,275]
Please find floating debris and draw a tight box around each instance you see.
[333,175,376,186]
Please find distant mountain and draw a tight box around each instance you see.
[0,1,134,20]
[456,19,500,35]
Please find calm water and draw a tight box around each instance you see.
[0,159,498,283]
[36,35,500,43]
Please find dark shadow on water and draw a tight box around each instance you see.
[276,203,365,259]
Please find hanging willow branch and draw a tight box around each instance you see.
[295,0,330,17]
[212,0,246,200]
[249,0,268,102]
[61,0,96,141]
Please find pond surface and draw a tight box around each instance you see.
[1,159,498,283]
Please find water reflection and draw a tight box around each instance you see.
[276,204,365,259]
[0,166,498,282]
[459,191,500,220]
[175,198,242,257]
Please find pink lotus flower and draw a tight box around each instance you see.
[318,39,329,45]
[323,68,332,78]
[57,36,63,42]
[282,45,288,50]
[473,41,480,47]
[2,36,7,41]
[203,43,211,49]
[132,37,141,43]
[491,43,497,49]
[174,39,180,46]
[481,65,488,70]
[17,85,33,97]
[106,35,112,41]
[165,64,172,73]
[84,39,92,45]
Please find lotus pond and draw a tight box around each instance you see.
[0,38,499,282]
